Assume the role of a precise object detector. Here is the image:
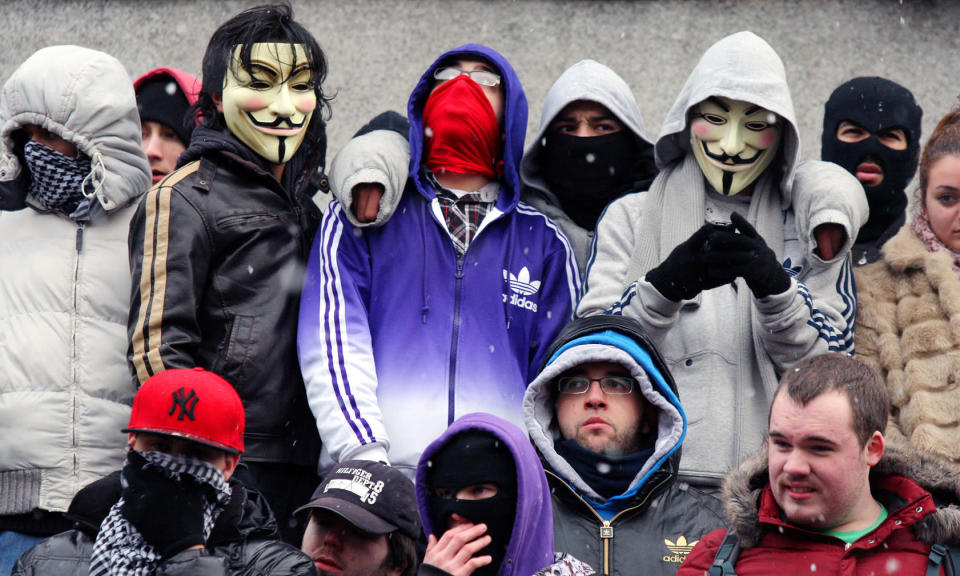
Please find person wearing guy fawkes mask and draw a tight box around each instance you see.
[821,77,923,266]
[578,31,868,490]
[127,3,328,543]
[416,414,593,576]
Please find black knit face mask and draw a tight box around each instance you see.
[821,77,922,237]
[541,131,642,230]
[23,140,90,214]
[428,431,517,576]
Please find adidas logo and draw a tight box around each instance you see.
[662,535,699,563]
[502,267,540,312]
[504,266,541,295]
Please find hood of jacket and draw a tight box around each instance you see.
[0,45,151,216]
[524,315,685,512]
[520,59,656,202]
[654,31,801,200]
[722,442,960,548]
[416,413,554,576]
[407,44,528,213]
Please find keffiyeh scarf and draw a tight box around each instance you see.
[23,139,93,220]
[88,450,231,576]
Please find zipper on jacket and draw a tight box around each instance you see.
[545,469,673,575]
[447,255,465,425]
[72,223,85,477]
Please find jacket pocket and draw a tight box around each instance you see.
[214,314,260,385]
[215,212,281,231]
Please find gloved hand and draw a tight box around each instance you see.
[120,450,213,558]
[704,212,791,298]
[647,224,737,301]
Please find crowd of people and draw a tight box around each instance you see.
[2,2,960,575]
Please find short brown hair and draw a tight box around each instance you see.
[772,353,888,446]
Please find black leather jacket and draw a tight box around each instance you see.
[127,127,324,466]
[13,471,316,576]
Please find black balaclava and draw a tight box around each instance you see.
[821,77,922,243]
[541,130,656,231]
[428,430,517,576]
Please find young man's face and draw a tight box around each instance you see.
[549,101,624,138]
[301,509,400,576]
[431,58,504,123]
[554,361,652,457]
[767,389,883,532]
[129,432,239,480]
[689,96,781,196]
[218,43,316,165]
[141,121,187,183]
[24,125,77,157]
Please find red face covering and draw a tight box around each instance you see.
[422,75,502,179]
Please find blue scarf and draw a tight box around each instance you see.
[555,438,653,500]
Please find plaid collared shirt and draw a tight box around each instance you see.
[428,172,497,255]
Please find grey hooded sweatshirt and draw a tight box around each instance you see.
[519,60,656,273]
[0,45,151,519]
[577,31,868,485]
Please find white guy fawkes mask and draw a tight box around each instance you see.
[220,43,316,165]
[689,96,781,196]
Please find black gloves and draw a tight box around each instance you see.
[647,224,736,301]
[646,212,791,301]
[120,451,212,558]
[705,212,791,298]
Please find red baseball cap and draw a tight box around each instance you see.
[124,368,245,454]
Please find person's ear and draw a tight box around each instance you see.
[864,431,885,467]
[222,453,241,481]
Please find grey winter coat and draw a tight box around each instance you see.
[0,45,151,516]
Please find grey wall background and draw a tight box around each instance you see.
[4,0,958,167]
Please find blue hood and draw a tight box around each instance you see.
[407,44,528,213]
[523,316,686,519]
[416,413,555,576]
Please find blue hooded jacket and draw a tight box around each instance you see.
[299,45,579,476]
[416,413,556,576]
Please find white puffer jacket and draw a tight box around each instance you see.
[0,45,151,514]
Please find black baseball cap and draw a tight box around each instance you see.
[295,460,420,540]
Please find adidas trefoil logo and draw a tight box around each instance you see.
[502,266,540,312]
[662,535,699,563]
[505,266,541,295]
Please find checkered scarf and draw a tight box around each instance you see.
[88,450,231,576]
[23,140,93,220]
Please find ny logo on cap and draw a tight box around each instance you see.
[169,387,199,421]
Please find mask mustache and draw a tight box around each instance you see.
[244,111,305,129]
[703,142,759,166]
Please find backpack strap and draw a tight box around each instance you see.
[927,543,960,576]
[709,531,741,576]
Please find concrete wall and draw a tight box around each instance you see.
[4,0,958,166]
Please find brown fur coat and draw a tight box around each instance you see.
[856,223,960,462]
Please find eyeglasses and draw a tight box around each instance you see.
[557,376,636,396]
[433,66,501,88]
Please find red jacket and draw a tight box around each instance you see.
[678,446,960,576]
